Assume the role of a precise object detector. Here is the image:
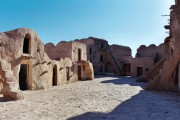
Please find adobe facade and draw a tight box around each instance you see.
[76,37,132,76]
[0,1,178,100]
[0,28,94,100]
[0,28,54,100]
[44,41,94,81]
[146,0,180,91]
[131,44,165,77]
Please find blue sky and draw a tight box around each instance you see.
[0,0,174,56]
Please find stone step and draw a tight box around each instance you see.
[0,61,11,70]
[6,82,17,91]
[4,70,13,77]
[5,76,15,82]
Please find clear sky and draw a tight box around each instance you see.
[0,0,174,57]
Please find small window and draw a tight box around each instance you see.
[89,48,92,55]
[100,55,103,62]
[101,43,104,48]
[83,65,85,72]
[23,34,31,54]
[78,49,82,61]
[146,68,149,72]
[37,45,40,52]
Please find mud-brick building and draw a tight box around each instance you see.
[76,37,132,76]
[146,0,180,91]
[0,28,54,100]
[44,41,94,82]
[131,44,165,77]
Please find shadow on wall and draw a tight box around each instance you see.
[68,77,180,120]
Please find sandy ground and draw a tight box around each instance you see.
[0,76,180,120]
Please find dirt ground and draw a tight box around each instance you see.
[0,76,180,120]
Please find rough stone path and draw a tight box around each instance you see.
[0,76,180,120]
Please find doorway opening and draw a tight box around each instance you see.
[52,65,57,86]
[174,63,179,86]
[122,63,131,76]
[19,64,29,90]
[66,67,70,81]
[78,65,81,80]
[137,67,143,77]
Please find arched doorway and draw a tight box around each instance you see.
[122,63,131,76]
[105,61,114,73]
[52,65,57,86]
[23,34,31,54]
[78,49,82,61]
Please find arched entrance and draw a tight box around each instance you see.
[23,34,31,54]
[122,63,131,76]
[78,49,82,61]
[52,65,57,86]
[105,61,114,73]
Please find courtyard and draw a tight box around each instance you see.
[0,76,180,120]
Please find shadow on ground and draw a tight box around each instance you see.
[68,76,180,120]
[0,96,12,102]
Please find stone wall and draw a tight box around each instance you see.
[131,57,154,77]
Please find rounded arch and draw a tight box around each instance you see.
[149,44,157,48]
[23,33,31,54]
[105,61,114,73]
[44,42,55,47]
[122,63,131,76]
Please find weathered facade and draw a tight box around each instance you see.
[45,41,94,82]
[0,28,54,100]
[0,28,94,100]
[131,44,165,77]
[146,0,180,91]
[76,37,132,75]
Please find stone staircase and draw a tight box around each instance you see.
[107,49,122,74]
[0,59,23,100]
[147,55,179,91]
[146,58,166,79]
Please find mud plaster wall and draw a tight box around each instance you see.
[136,44,165,61]
[0,28,53,90]
[131,57,154,77]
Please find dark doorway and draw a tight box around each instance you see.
[78,66,81,80]
[122,63,131,76]
[100,55,103,62]
[89,48,92,55]
[100,66,104,72]
[101,43,104,48]
[78,49,82,61]
[66,67,70,81]
[174,63,179,86]
[23,34,30,54]
[19,64,28,90]
[137,67,143,77]
[105,62,114,73]
[52,65,57,86]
